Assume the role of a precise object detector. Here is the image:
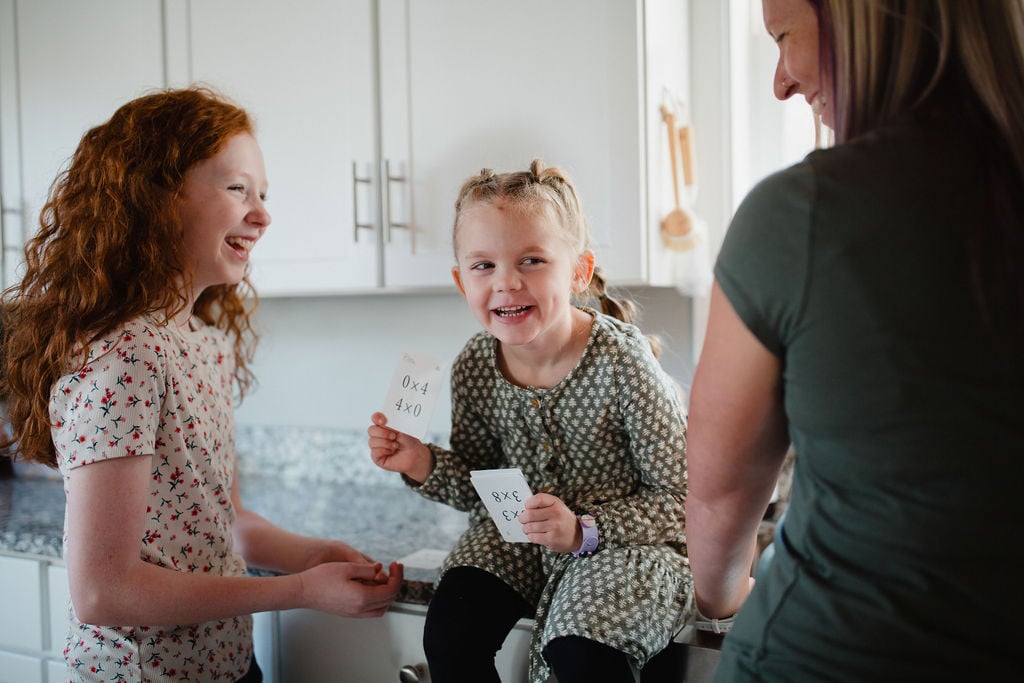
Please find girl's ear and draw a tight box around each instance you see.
[572,250,596,293]
[451,266,467,298]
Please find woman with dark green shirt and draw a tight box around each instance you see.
[686,1,1024,680]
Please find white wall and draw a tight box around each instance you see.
[235,286,695,433]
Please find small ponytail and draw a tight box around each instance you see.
[584,268,663,359]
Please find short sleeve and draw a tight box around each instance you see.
[51,323,165,471]
[714,161,816,356]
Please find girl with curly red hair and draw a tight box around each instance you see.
[2,86,401,682]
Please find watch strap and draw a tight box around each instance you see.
[693,608,735,634]
[572,514,599,558]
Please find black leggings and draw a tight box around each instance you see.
[423,566,633,682]
[236,653,262,682]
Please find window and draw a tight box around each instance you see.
[728,0,818,213]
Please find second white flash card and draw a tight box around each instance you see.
[470,468,534,543]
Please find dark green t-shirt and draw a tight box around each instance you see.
[714,116,1022,681]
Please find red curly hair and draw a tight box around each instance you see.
[1,86,260,467]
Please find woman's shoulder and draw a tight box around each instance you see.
[734,158,818,231]
[801,117,951,199]
[737,117,930,221]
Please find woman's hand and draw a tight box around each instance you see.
[520,493,582,553]
[367,413,435,483]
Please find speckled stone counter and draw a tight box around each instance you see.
[0,425,468,605]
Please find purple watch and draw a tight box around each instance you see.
[572,514,599,558]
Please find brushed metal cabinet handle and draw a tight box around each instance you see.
[352,161,375,242]
[382,158,413,252]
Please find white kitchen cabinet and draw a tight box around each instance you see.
[1,0,690,296]
[47,566,71,662]
[182,0,690,294]
[0,554,42,651]
[277,601,537,682]
[0,651,43,683]
[252,610,279,683]
[278,604,433,682]
[379,0,689,289]
[0,0,166,288]
[0,0,22,289]
[45,661,68,683]
[183,0,382,294]
[0,554,69,682]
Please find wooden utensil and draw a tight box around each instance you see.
[659,106,697,250]
[678,124,696,188]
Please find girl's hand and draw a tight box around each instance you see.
[367,412,434,483]
[302,539,376,570]
[520,493,582,553]
[298,561,404,618]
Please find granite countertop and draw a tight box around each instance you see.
[1,426,723,678]
[0,425,469,605]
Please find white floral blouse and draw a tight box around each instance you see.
[51,317,251,682]
[413,309,692,683]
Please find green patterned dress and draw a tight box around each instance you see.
[411,309,691,682]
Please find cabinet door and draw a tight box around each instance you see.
[252,611,278,683]
[188,0,380,295]
[0,555,42,651]
[45,660,68,683]
[379,0,647,288]
[47,566,70,657]
[0,651,43,683]
[0,0,24,288]
[2,0,165,288]
[495,620,536,683]
[278,605,430,682]
[277,603,539,683]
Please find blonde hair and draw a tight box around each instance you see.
[817,0,1024,168]
[453,159,590,255]
[1,86,260,466]
[814,0,1024,348]
[452,159,661,356]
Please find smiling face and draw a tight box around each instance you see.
[452,199,594,353]
[763,0,832,127]
[176,132,270,299]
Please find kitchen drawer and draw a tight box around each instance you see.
[0,554,42,651]
[276,601,537,682]
[277,603,431,682]
[46,660,69,683]
[0,650,43,683]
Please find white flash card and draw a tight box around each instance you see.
[397,548,449,570]
[470,468,534,543]
[381,350,446,440]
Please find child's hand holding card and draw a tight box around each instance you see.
[470,468,534,543]
[381,350,446,440]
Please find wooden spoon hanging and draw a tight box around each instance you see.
[679,123,696,188]
[659,106,695,247]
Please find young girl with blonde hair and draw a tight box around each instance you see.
[369,159,690,683]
